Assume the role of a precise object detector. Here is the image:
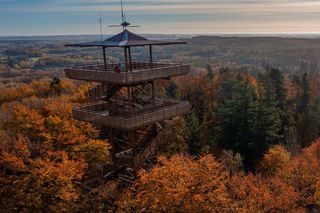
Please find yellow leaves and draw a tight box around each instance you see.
[10,104,45,133]
[0,81,112,211]
[219,150,244,177]
[2,96,101,152]
[117,155,235,213]
[46,115,85,146]
[11,151,87,211]
[117,144,320,212]
[161,117,189,157]
[72,139,111,164]
[0,132,31,174]
[260,145,290,175]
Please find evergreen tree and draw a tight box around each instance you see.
[216,75,257,168]
[267,68,286,110]
[166,81,179,99]
[216,73,282,169]
[252,73,282,153]
[264,68,293,146]
[295,72,312,147]
[185,113,202,155]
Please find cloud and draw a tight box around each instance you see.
[1,0,320,35]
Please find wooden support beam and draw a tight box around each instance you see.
[149,45,153,69]
[124,47,128,72]
[102,47,107,71]
[128,47,133,72]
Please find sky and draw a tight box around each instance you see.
[0,0,320,36]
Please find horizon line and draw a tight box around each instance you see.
[1,32,320,37]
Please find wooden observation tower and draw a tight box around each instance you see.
[65,4,190,181]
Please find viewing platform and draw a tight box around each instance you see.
[72,99,190,130]
[65,61,190,84]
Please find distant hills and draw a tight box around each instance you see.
[1,33,320,44]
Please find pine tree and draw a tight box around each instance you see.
[216,74,257,168]
[295,72,311,147]
[252,72,282,156]
[216,73,282,169]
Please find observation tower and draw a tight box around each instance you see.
[65,4,190,181]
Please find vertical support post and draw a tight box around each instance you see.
[149,45,153,69]
[103,47,107,71]
[128,47,133,72]
[124,47,128,72]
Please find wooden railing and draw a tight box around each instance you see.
[70,61,172,72]
[72,100,190,130]
[65,61,190,84]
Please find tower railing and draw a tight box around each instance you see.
[65,61,190,84]
[66,61,185,72]
[72,100,190,130]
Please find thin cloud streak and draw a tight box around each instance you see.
[0,0,320,35]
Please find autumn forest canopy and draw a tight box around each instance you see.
[0,36,320,212]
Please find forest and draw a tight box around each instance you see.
[0,36,320,212]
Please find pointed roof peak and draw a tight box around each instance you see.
[105,29,148,43]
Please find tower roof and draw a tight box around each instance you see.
[66,29,186,47]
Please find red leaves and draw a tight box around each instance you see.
[230,174,300,212]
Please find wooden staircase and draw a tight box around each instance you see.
[104,122,173,183]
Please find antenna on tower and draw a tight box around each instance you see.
[121,0,125,23]
[109,0,140,30]
[99,11,103,41]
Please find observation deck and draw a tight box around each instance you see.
[72,99,190,130]
[65,61,190,84]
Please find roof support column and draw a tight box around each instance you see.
[149,45,153,69]
[128,47,133,72]
[124,47,128,72]
[102,47,107,71]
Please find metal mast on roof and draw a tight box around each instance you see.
[121,0,125,25]
[99,11,103,41]
[109,0,139,30]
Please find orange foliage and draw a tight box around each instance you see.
[0,81,111,212]
[316,181,320,206]
[2,79,320,212]
[277,139,320,206]
[11,151,87,212]
[1,151,26,171]
[117,155,237,213]
[260,145,290,175]
[229,174,301,212]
